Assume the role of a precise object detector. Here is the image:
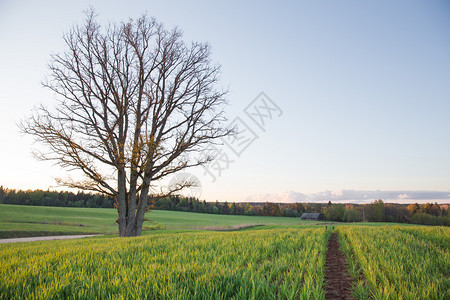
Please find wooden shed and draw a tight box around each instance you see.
[300,213,323,221]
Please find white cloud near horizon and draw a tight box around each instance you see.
[245,190,450,204]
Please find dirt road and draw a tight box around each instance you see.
[324,232,356,300]
[0,235,100,244]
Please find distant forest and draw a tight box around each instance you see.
[149,196,449,226]
[0,186,114,208]
[1,187,448,226]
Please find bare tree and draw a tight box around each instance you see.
[20,9,231,237]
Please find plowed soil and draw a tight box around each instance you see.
[324,232,356,300]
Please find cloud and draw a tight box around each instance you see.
[245,191,307,203]
[244,190,450,204]
[332,190,344,197]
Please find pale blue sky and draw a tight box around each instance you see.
[0,0,449,203]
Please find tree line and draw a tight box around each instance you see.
[324,200,449,226]
[0,187,322,216]
[149,196,449,226]
[149,195,323,217]
[0,186,114,208]
[1,186,448,226]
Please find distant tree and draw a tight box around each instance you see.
[235,203,245,215]
[20,9,231,237]
[214,201,222,214]
[411,213,449,226]
[430,203,442,217]
[205,201,213,214]
[0,186,5,203]
[383,203,409,223]
[244,203,251,215]
[407,203,420,216]
[222,201,230,215]
[343,204,362,222]
[230,202,236,215]
[273,203,282,216]
[262,202,282,216]
[325,204,345,221]
[176,198,188,211]
[291,203,305,215]
[250,205,262,216]
[367,199,384,222]
[199,200,206,213]
[313,203,323,213]
[442,206,448,217]
[0,186,6,204]
[343,208,361,222]
[421,203,433,214]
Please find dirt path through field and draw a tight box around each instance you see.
[0,235,100,244]
[324,232,355,300]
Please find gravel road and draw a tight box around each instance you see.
[0,235,100,244]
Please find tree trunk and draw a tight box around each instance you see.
[129,178,152,237]
[117,179,150,237]
[135,192,149,237]
[117,168,128,237]
[124,178,138,236]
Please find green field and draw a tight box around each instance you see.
[0,224,448,299]
[338,226,449,299]
[0,205,117,238]
[0,204,319,238]
[0,204,414,239]
[0,228,331,299]
[1,204,449,299]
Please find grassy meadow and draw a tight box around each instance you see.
[1,204,449,299]
[0,228,331,299]
[0,205,117,238]
[0,204,318,238]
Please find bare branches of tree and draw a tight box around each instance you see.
[20,9,231,236]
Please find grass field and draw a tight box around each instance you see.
[0,204,318,238]
[1,204,449,299]
[0,228,331,299]
[0,205,117,238]
[0,204,417,238]
[338,226,450,299]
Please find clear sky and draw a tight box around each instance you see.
[0,0,449,203]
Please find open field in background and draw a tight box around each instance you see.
[144,210,317,229]
[0,205,117,238]
[0,204,320,238]
[1,204,449,299]
[0,204,421,239]
[0,228,331,299]
[1,225,448,299]
[0,204,422,239]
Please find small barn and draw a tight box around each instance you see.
[300,213,323,221]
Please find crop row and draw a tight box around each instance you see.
[0,228,330,299]
[337,226,450,299]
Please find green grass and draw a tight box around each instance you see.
[0,204,118,238]
[1,204,446,299]
[337,225,450,299]
[0,204,421,239]
[0,228,331,299]
[0,204,320,238]
[144,209,317,229]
